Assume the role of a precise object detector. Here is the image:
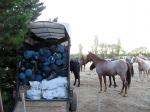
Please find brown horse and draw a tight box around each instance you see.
[131,56,150,80]
[85,52,131,97]
[80,55,86,72]
[90,62,117,88]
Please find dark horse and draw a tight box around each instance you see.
[85,52,131,97]
[125,58,134,77]
[80,55,86,72]
[70,59,80,87]
[90,62,117,88]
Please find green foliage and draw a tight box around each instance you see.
[0,0,45,46]
[70,54,80,60]
[78,43,83,59]
[91,35,99,55]
[128,47,150,56]
[90,37,150,58]
[116,38,121,56]
[1,89,15,112]
[0,1,45,111]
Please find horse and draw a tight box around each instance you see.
[70,59,80,87]
[90,62,117,88]
[85,52,131,97]
[131,56,150,80]
[80,55,86,72]
[125,57,134,77]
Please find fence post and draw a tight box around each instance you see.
[0,89,4,112]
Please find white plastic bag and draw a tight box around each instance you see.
[26,89,41,100]
[40,77,67,90]
[42,87,67,99]
[29,81,40,90]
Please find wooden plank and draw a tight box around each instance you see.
[0,89,4,112]
[21,93,26,112]
[14,102,24,112]
[25,101,67,112]
[14,101,67,112]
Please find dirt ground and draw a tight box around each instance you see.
[70,63,150,112]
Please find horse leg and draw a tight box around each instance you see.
[112,75,117,88]
[84,65,85,71]
[119,81,125,95]
[80,65,82,72]
[103,75,107,92]
[119,77,128,97]
[123,81,128,97]
[73,74,77,86]
[139,71,142,81]
[146,70,149,82]
[98,74,102,93]
[109,76,112,87]
[147,70,149,79]
[77,74,80,87]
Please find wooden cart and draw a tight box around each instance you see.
[13,21,77,112]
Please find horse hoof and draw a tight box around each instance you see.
[123,94,128,97]
[119,92,123,95]
[98,91,102,93]
[114,85,118,88]
[109,85,111,88]
[78,85,80,87]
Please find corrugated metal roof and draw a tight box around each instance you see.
[30,21,69,40]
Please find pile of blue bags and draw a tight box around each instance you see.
[18,44,69,83]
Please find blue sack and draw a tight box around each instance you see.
[33,52,40,59]
[39,48,51,58]
[50,45,57,53]
[55,59,63,66]
[50,64,60,71]
[35,74,43,81]
[48,56,55,64]
[30,74,35,81]
[42,66,51,73]
[24,50,35,59]
[53,53,62,60]
[42,58,50,66]
[57,45,65,53]
[25,69,33,77]
[62,58,68,65]
[19,72,26,80]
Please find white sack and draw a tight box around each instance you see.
[29,81,40,90]
[40,77,67,90]
[42,86,67,99]
[26,89,41,100]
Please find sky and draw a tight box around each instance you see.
[38,0,150,54]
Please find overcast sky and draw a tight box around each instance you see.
[38,0,150,54]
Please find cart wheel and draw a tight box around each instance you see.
[69,91,77,111]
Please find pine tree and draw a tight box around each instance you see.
[0,0,45,86]
[0,0,45,41]
[0,1,45,111]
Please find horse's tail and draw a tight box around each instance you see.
[126,62,131,87]
[90,63,96,71]
[131,64,134,77]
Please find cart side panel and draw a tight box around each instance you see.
[14,101,67,112]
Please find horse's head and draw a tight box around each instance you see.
[131,57,136,63]
[126,57,134,64]
[131,56,143,63]
[85,52,93,64]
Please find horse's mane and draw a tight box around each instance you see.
[89,52,105,61]
[137,57,145,62]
